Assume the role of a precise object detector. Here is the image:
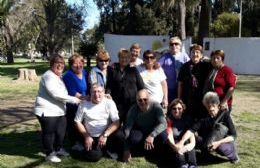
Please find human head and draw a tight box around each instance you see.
[203,91,220,117]
[190,44,203,64]
[143,50,160,69]
[136,89,150,112]
[68,53,84,74]
[118,48,130,68]
[168,98,186,119]
[130,43,142,62]
[169,36,182,55]
[210,50,225,69]
[96,49,110,70]
[90,83,105,104]
[50,54,65,76]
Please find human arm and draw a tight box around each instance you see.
[177,81,183,99]
[161,79,168,109]
[98,120,120,148]
[208,136,234,151]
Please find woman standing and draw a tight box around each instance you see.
[106,48,144,123]
[89,49,111,88]
[34,54,80,163]
[204,50,236,112]
[63,53,87,150]
[137,50,168,109]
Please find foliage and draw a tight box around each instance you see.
[210,12,239,37]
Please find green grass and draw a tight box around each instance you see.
[0,60,260,168]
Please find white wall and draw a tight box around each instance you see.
[203,38,260,75]
[104,33,191,64]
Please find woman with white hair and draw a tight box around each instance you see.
[173,92,239,164]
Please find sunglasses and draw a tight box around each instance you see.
[137,98,148,103]
[169,43,180,46]
[98,59,109,63]
[172,107,183,111]
[144,56,156,60]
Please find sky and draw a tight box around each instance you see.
[65,0,100,29]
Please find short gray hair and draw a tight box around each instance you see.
[203,91,220,106]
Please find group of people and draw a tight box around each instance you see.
[34,36,239,167]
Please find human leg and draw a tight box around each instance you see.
[216,142,239,162]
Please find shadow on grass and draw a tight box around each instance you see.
[0,130,45,168]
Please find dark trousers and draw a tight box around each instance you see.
[126,130,167,156]
[66,107,81,145]
[37,115,67,155]
[82,130,124,162]
[163,144,197,167]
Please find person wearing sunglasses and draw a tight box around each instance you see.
[89,49,112,88]
[137,50,168,109]
[158,36,190,104]
[164,98,197,168]
[122,89,167,162]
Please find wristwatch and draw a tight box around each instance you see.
[103,132,109,138]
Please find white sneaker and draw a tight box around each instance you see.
[56,148,70,156]
[46,152,61,163]
[71,142,84,151]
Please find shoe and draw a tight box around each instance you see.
[46,152,61,163]
[106,150,118,160]
[189,165,198,168]
[180,164,189,168]
[56,148,70,156]
[71,142,84,151]
[230,153,240,164]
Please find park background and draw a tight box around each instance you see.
[0,0,260,167]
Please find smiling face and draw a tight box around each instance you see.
[171,103,184,119]
[143,53,156,69]
[91,85,105,104]
[191,49,203,64]
[136,89,150,112]
[211,54,224,69]
[71,57,84,74]
[130,48,141,62]
[118,49,130,68]
[51,57,65,77]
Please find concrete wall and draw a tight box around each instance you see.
[203,38,260,75]
[104,33,192,64]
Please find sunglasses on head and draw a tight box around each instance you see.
[98,59,109,63]
[137,98,148,103]
[144,55,155,60]
[169,43,180,46]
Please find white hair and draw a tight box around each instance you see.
[203,91,220,106]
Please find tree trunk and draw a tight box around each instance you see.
[179,0,186,40]
[6,46,14,64]
[17,68,38,81]
[198,0,211,45]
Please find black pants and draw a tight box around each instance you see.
[66,106,82,145]
[37,115,67,155]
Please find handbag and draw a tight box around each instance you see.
[204,111,229,148]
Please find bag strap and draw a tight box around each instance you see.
[214,110,226,125]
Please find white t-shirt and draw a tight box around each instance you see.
[130,57,143,67]
[137,65,166,103]
[74,98,119,137]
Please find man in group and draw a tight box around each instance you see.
[123,89,167,162]
[129,43,143,67]
[74,83,120,162]
[159,36,190,103]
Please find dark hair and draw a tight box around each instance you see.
[142,50,160,69]
[168,98,186,111]
[50,54,64,67]
[68,53,84,68]
[211,49,225,61]
[96,49,110,61]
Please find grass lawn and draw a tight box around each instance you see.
[0,59,260,168]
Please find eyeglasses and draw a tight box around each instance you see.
[137,98,148,103]
[169,43,180,46]
[144,56,155,60]
[172,107,183,111]
[98,59,109,63]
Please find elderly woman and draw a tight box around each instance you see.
[106,48,144,123]
[165,99,197,168]
[137,50,168,109]
[62,53,88,151]
[175,92,239,164]
[178,44,211,119]
[34,54,80,163]
[89,49,112,88]
[204,50,236,112]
